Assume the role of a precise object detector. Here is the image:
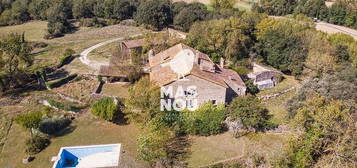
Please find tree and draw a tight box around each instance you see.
[25,135,50,155]
[124,76,161,124]
[277,96,356,168]
[287,65,357,118]
[172,1,187,16]
[173,2,208,32]
[103,0,136,20]
[15,111,44,131]
[45,0,73,38]
[255,17,310,75]
[304,30,336,75]
[182,103,225,136]
[134,0,172,30]
[8,0,31,25]
[91,97,121,121]
[187,17,251,63]
[226,95,272,131]
[137,121,175,163]
[72,0,95,19]
[210,0,236,9]
[253,0,298,16]
[28,0,51,20]
[294,0,328,20]
[328,0,348,25]
[245,80,259,95]
[0,33,32,90]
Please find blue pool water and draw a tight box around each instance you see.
[53,144,121,168]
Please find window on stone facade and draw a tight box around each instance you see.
[212,100,217,105]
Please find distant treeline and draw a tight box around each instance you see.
[0,0,241,38]
[253,0,357,29]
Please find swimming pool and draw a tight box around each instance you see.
[52,144,121,168]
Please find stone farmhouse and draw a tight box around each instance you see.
[149,43,246,108]
[247,63,282,90]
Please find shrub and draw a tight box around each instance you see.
[39,116,71,135]
[245,80,259,95]
[25,135,50,155]
[15,111,44,130]
[231,66,250,76]
[91,97,121,121]
[46,74,78,89]
[182,103,225,136]
[47,99,81,112]
[226,95,273,131]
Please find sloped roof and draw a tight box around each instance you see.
[149,43,245,89]
[122,39,145,49]
[247,62,281,79]
[149,43,212,67]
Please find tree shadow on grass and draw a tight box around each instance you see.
[112,112,129,125]
[51,125,77,138]
[166,135,192,167]
[47,69,70,81]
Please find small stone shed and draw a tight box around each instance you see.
[247,63,282,90]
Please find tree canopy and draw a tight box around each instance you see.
[134,0,172,30]
[187,17,251,63]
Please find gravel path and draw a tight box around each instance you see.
[79,34,142,70]
[316,21,357,40]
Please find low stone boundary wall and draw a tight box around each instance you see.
[259,87,295,101]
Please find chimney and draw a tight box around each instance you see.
[220,57,225,68]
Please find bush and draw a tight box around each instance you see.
[245,80,259,95]
[47,99,81,112]
[226,95,273,131]
[39,116,71,135]
[182,103,225,136]
[25,135,50,155]
[15,111,44,130]
[46,74,78,89]
[91,97,121,121]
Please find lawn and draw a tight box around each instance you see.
[188,132,289,167]
[0,22,144,73]
[87,41,120,62]
[0,113,149,168]
[257,75,300,124]
[0,21,48,41]
[101,83,130,98]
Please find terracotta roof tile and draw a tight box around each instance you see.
[149,43,246,89]
[122,39,145,49]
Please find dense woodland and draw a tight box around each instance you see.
[0,0,356,167]
[253,0,357,29]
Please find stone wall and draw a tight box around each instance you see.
[163,75,227,107]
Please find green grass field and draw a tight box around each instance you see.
[257,75,300,124]
[0,113,148,168]
[188,132,288,167]
[0,21,143,72]
[0,21,48,41]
